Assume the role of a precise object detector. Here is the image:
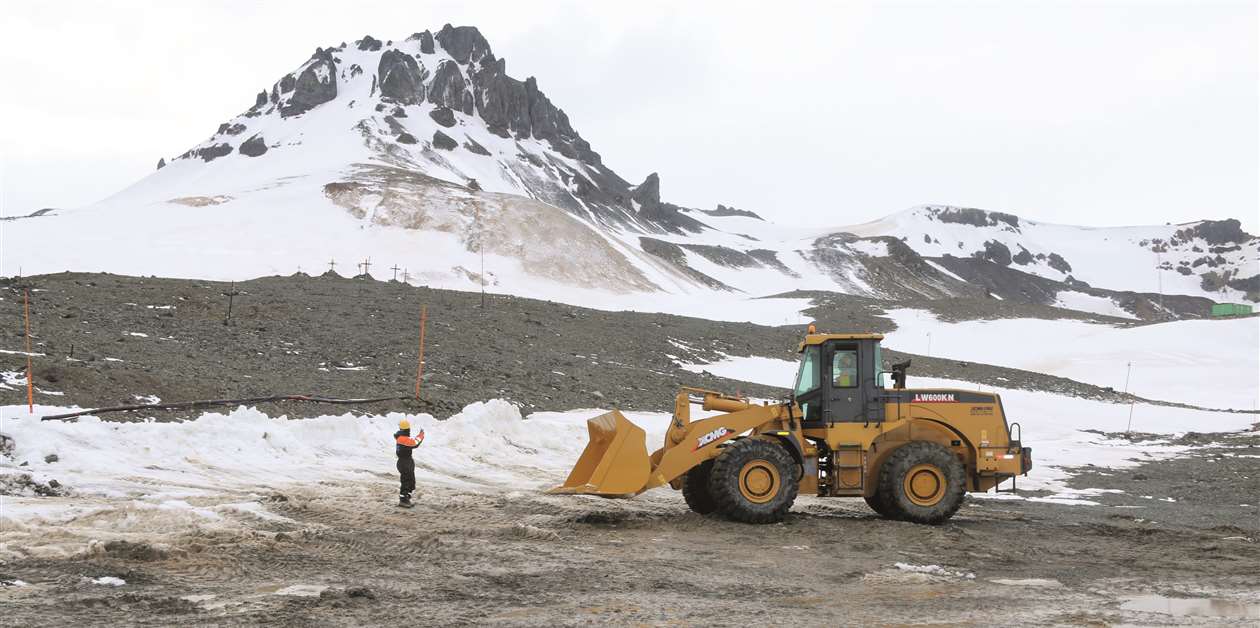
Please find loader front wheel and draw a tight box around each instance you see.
[864,491,899,520]
[681,460,717,515]
[709,437,798,524]
[877,441,965,525]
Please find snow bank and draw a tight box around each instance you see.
[0,401,674,502]
[1,400,679,557]
[884,309,1260,410]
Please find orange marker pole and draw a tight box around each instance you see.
[414,305,428,400]
[24,289,33,413]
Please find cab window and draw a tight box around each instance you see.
[794,346,820,397]
[874,343,884,387]
[832,349,858,388]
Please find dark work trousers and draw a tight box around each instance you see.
[397,457,416,498]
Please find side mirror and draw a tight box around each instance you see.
[890,359,912,390]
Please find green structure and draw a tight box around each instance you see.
[1211,303,1254,317]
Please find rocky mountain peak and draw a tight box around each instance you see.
[165,26,719,236]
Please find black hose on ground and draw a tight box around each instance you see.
[38,394,426,421]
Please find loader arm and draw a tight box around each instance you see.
[549,391,794,497]
[642,404,791,492]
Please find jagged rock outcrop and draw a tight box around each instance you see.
[629,174,708,234]
[189,143,233,162]
[239,135,268,157]
[156,158,166,170]
[1176,219,1250,246]
[396,132,417,144]
[463,136,491,155]
[427,60,472,114]
[631,173,661,208]
[280,48,337,117]
[407,30,435,54]
[522,77,598,163]
[356,35,383,52]
[933,206,1021,231]
[377,50,427,105]
[435,24,492,64]
[432,130,457,150]
[428,107,456,127]
[1046,252,1072,273]
[977,240,1012,266]
[473,58,531,138]
[702,204,763,220]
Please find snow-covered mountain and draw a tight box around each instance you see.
[843,206,1259,306]
[4,26,1256,320]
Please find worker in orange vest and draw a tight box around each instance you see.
[395,418,425,508]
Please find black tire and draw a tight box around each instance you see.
[863,491,899,519]
[877,441,966,525]
[681,459,717,515]
[708,437,799,524]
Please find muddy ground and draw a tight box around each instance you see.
[2,273,1258,625]
[1,428,1257,626]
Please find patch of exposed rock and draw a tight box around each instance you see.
[377,49,428,105]
[280,48,338,117]
[432,130,457,150]
[238,135,268,157]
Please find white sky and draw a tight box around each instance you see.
[1,0,1256,231]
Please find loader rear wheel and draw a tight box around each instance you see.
[877,441,965,525]
[708,437,798,524]
[681,459,717,515]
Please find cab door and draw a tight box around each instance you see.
[825,342,865,423]
[794,344,826,427]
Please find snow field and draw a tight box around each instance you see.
[883,309,1260,410]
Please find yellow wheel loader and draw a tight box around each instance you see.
[550,329,1032,524]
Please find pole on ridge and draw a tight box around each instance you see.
[24,289,33,413]
[415,305,428,400]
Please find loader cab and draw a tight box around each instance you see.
[793,332,887,427]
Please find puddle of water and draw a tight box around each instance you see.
[1122,595,1260,619]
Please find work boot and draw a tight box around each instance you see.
[397,495,413,509]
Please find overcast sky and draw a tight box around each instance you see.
[1,1,1256,230]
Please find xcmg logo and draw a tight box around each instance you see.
[912,393,956,403]
[694,427,732,450]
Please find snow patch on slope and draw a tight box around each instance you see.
[1053,291,1138,320]
[883,309,1260,410]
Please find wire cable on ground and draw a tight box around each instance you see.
[39,394,424,421]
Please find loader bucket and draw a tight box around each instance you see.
[548,410,650,496]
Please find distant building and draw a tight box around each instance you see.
[1211,303,1253,317]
